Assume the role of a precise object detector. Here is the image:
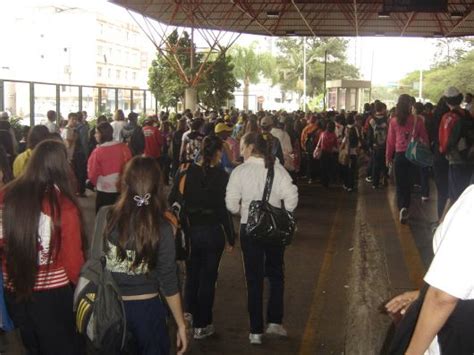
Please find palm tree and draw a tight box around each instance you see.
[230,43,275,111]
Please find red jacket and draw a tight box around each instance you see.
[319,131,338,152]
[0,190,84,291]
[143,126,163,159]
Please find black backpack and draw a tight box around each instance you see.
[73,206,127,353]
[455,110,474,162]
[373,117,388,148]
[305,130,317,153]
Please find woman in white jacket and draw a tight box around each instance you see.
[226,132,298,345]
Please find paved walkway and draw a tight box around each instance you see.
[1,174,437,355]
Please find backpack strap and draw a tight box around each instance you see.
[90,206,112,260]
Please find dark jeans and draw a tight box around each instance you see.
[184,225,225,328]
[371,149,386,188]
[433,155,449,219]
[343,155,358,189]
[95,191,120,213]
[240,225,285,334]
[306,154,317,180]
[448,164,474,202]
[124,297,169,355]
[159,155,171,185]
[72,155,87,195]
[394,152,415,210]
[5,285,80,355]
[366,151,374,178]
[420,167,430,198]
[320,151,336,187]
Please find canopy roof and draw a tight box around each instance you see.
[111,0,474,38]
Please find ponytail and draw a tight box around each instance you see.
[396,94,413,126]
[200,136,223,173]
[243,132,275,169]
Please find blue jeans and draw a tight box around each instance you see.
[448,164,474,202]
[240,225,285,334]
[124,297,169,355]
[184,225,225,328]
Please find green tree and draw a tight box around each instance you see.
[276,37,359,100]
[199,53,240,110]
[230,43,275,111]
[148,29,239,110]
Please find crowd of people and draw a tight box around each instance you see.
[0,85,473,354]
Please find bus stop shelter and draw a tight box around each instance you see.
[326,79,372,112]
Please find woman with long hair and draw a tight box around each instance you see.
[0,140,85,354]
[88,122,132,213]
[226,132,298,345]
[103,156,187,355]
[0,146,13,188]
[386,94,429,223]
[172,135,235,340]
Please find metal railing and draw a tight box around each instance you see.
[0,79,158,126]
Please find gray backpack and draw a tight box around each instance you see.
[73,206,127,353]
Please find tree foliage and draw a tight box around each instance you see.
[148,29,239,110]
[276,37,359,97]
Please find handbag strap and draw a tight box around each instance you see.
[262,165,275,203]
[90,206,111,260]
[410,115,418,142]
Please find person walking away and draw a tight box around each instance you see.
[270,117,293,172]
[369,101,389,189]
[102,157,187,354]
[111,109,127,142]
[464,92,472,113]
[260,116,284,166]
[121,112,139,143]
[0,140,86,354]
[342,114,361,192]
[0,112,18,155]
[43,110,59,134]
[431,98,450,222]
[214,123,239,174]
[386,94,429,223]
[160,121,173,185]
[316,120,338,188]
[180,119,205,163]
[226,132,298,345]
[300,115,319,184]
[142,117,163,161]
[0,147,13,188]
[13,125,50,177]
[88,122,132,213]
[88,115,108,154]
[439,87,474,219]
[170,136,235,340]
[413,102,431,201]
[171,118,187,177]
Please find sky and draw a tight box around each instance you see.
[0,0,450,86]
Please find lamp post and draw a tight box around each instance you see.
[303,37,307,112]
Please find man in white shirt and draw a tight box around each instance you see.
[269,116,294,172]
[43,110,59,134]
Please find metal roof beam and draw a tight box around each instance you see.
[231,0,274,36]
[401,12,416,36]
[291,0,316,37]
[353,0,359,36]
[446,7,473,36]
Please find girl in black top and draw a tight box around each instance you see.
[174,135,235,340]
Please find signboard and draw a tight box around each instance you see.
[383,0,448,12]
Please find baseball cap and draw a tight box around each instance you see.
[214,122,233,134]
[444,86,461,98]
[260,116,273,127]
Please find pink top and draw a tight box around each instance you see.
[87,141,132,193]
[386,114,429,164]
[319,131,338,152]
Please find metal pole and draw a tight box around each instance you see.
[78,86,83,112]
[0,80,4,112]
[29,82,35,126]
[143,90,146,115]
[369,50,374,102]
[130,89,134,112]
[115,88,118,111]
[303,37,307,112]
[98,88,102,115]
[323,50,328,111]
[419,69,423,101]
[155,97,158,114]
[56,84,60,123]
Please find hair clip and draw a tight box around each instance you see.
[133,193,151,207]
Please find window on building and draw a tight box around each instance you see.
[116,70,121,80]
[125,71,128,80]
[97,45,103,56]
[133,71,137,81]
[97,66,102,78]
[107,68,111,79]
[117,49,122,63]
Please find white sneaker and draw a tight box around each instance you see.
[249,333,263,345]
[194,324,215,340]
[421,196,430,202]
[399,208,409,224]
[266,323,288,337]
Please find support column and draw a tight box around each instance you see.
[355,89,360,113]
[0,80,4,112]
[345,88,351,111]
[29,82,35,127]
[185,87,197,112]
[78,86,83,112]
[56,84,60,122]
[114,88,119,111]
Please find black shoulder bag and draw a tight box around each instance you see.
[246,166,296,247]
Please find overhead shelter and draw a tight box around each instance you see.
[110,0,474,38]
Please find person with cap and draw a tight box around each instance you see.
[259,116,284,166]
[142,116,163,160]
[439,87,474,218]
[270,116,293,173]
